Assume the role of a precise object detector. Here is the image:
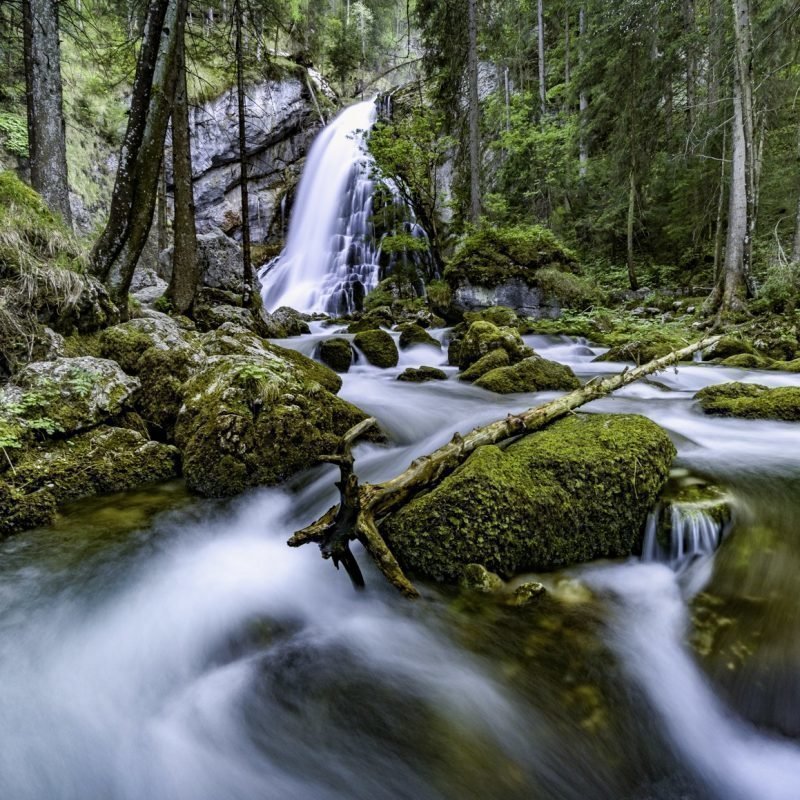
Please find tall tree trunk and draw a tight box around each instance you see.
[712,126,727,280]
[22,0,72,225]
[578,6,588,177]
[467,0,481,223]
[627,167,639,291]
[537,0,546,117]
[91,0,186,309]
[235,0,253,303]
[167,15,198,315]
[684,0,696,136]
[157,165,168,253]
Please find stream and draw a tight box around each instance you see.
[2,327,800,799]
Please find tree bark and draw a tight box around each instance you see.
[684,0,696,137]
[627,168,639,290]
[167,13,198,315]
[578,6,588,177]
[537,0,546,118]
[22,0,72,225]
[289,334,722,597]
[91,0,186,309]
[467,0,481,223]
[792,192,800,264]
[235,0,253,304]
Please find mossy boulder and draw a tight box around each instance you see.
[694,382,800,420]
[459,349,511,382]
[397,323,440,349]
[347,307,395,333]
[719,353,774,369]
[365,272,422,312]
[0,426,179,536]
[99,313,197,373]
[708,335,755,360]
[382,414,675,583]
[474,356,580,394]
[596,329,686,364]
[269,306,311,337]
[463,306,522,330]
[353,329,399,368]
[318,338,353,373]
[455,321,532,369]
[397,366,447,383]
[174,352,369,496]
[5,356,139,436]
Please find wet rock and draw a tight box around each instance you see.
[695,382,800,420]
[505,582,547,607]
[318,338,353,373]
[397,323,440,350]
[397,366,447,383]
[383,414,675,583]
[353,329,399,368]
[459,564,505,593]
[99,312,196,372]
[707,334,755,360]
[474,355,580,394]
[270,306,311,337]
[459,349,511,383]
[455,321,532,369]
[595,329,686,364]
[719,353,774,370]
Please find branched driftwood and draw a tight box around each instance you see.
[290,333,722,597]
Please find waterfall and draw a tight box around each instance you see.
[259,100,381,316]
[642,502,727,569]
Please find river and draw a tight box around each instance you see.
[1,326,799,799]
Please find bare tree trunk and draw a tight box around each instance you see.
[578,6,588,177]
[627,168,639,291]
[91,0,186,309]
[235,0,253,303]
[157,166,168,254]
[167,15,198,315]
[537,0,546,118]
[22,0,72,225]
[792,193,800,264]
[684,0,696,136]
[713,126,727,280]
[467,0,481,224]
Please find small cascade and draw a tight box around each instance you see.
[642,502,727,569]
[259,100,381,315]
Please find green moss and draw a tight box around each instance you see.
[444,224,578,289]
[318,338,353,373]
[596,328,688,363]
[99,324,158,372]
[463,305,521,329]
[709,334,755,360]
[695,382,800,420]
[535,267,601,310]
[396,366,447,382]
[719,353,774,369]
[474,356,580,394]
[397,323,440,349]
[456,321,532,369]
[271,343,343,393]
[459,349,511,382]
[353,329,399,368]
[382,413,675,583]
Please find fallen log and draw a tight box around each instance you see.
[289,333,722,598]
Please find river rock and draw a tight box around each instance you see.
[382,414,676,583]
[174,351,368,496]
[318,338,353,373]
[452,321,532,369]
[397,323,440,349]
[694,382,800,420]
[397,366,447,383]
[459,349,511,382]
[270,306,311,336]
[474,355,580,394]
[353,329,399,368]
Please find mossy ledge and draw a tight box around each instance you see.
[694,382,800,421]
[382,413,675,583]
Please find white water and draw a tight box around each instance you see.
[642,503,726,568]
[260,101,380,315]
[2,331,800,797]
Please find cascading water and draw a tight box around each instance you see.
[642,502,728,568]
[259,100,381,316]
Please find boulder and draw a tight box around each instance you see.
[694,382,800,420]
[454,321,532,369]
[353,329,399,368]
[396,366,447,383]
[458,349,510,382]
[0,426,179,537]
[719,353,774,369]
[174,352,368,496]
[318,338,353,373]
[397,323,440,350]
[707,335,755,360]
[270,306,311,336]
[99,312,196,372]
[474,355,580,394]
[382,414,675,583]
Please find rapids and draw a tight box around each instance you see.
[2,328,800,799]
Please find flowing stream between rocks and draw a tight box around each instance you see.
[2,327,800,799]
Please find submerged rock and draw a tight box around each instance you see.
[382,414,675,583]
[174,352,368,496]
[353,329,399,368]
[695,382,800,420]
[318,338,353,373]
[397,366,447,383]
[474,355,580,394]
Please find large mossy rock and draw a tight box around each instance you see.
[174,352,368,496]
[382,414,675,583]
[353,329,399,368]
[453,321,532,369]
[595,329,687,364]
[0,426,179,536]
[396,366,447,383]
[694,382,800,420]
[474,355,580,394]
[397,323,440,350]
[318,337,353,373]
[459,349,511,383]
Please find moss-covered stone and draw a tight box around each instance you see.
[456,321,532,369]
[269,306,311,336]
[0,426,179,537]
[318,337,353,373]
[396,366,447,383]
[99,313,195,372]
[346,306,395,333]
[382,414,675,583]
[269,343,343,394]
[174,353,369,496]
[459,349,511,382]
[596,328,687,364]
[459,563,505,593]
[694,382,800,420]
[719,353,774,369]
[397,323,440,349]
[463,305,522,329]
[708,334,755,360]
[474,355,580,394]
[353,329,399,368]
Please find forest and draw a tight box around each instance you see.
[1,1,800,799]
